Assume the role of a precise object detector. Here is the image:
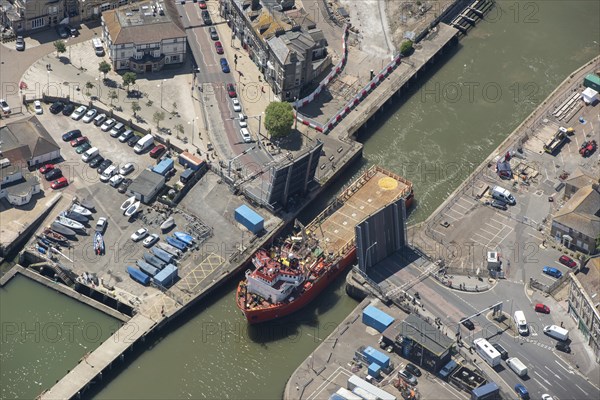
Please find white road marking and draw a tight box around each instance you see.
[575,384,589,396]
[544,365,562,380]
[534,371,551,388]
[554,359,574,375]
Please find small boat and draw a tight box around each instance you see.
[62,211,88,223]
[71,204,92,216]
[143,252,166,269]
[120,196,136,212]
[127,266,150,285]
[50,222,76,237]
[156,242,182,258]
[174,232,194,245]
[160,216,175,231]
[137,260,159,277]
[37,239,49,249]
[125,201,141,218]
[94,232,105,255]
[166,236,187,250]
[80,198,96,210]
[43,228,68,243]
[56,215,85,230]
[152,247,175,264]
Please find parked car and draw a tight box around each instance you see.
[198,0,207,9]
[239,128,251,143]
[67,25,78,36]
[0,99,10,114]
[215,41,224,54]
[70,136,89,147]
[131,228,149,241]
[555,341,571,353]
[95,217,108,233]
[15,36,25,51]
[100,165,117,182]
[202,9,212,25]
[101,118,116,132]
[559,255,577,268]
[51,177,68,189]
[127,135,141,147]
[514,383,529,400]
[96,159,113,174]
[118,129,134,143]
[118,178,133,193]
[62,129,82,141]
[490,200,507,210]
[541,395,554,400]
[405,363,422,377]
[119,163,135,175]
[88,155,104,168]
[398,370,417,386]
[109,174,124,187]
[542,266,562,279]
[231,98,241,112]
[71,105,87,120]
[82,109,98,123]
[75,142,92,154]
[535,303,550,314]
[39,164,54,174]
[238,113,247,128]
[208,26,218,40]
[149,144,166,159]
[62,103,76,116]
[460,317,475,330]
[93,113,107,126]
[492,343,508,360]
[220,58,230,73]
[143,234,160,248]
[56,24,69,38]
[34,100,43,114]
[109,122,125,137]
[227,83,237,97]
[49,101,64,114]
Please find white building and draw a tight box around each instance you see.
[0,158,41,206]
[102,1,187,72]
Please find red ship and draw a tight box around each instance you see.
[236,166,413,324]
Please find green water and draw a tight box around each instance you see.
[0,276,120,399]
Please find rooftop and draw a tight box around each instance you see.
[395,314,454,357]
[565,169,598,191]
[576,257,600,309]
[0,117,60,163]
[128,169,165,197]
[554,184,600,238]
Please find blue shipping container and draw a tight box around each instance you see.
[368,363,381,378]
[235,205,264,234]
[154,264,178,288]
[127,266,150,285]
[363,346,390,369]
[152,158,174,176]
[362,305,395,333]
[180,168,194,183]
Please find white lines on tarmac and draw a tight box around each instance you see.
[544,365,562,381]
[533,371,551,389]
[306,366,351,400]
[554,359,575,375]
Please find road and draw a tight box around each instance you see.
[177,2,272,181]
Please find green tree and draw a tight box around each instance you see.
[400,40,413,56]
[146,99,154,107]
[98,61,112,79]
[171,102,178,117]
[53,40,66,57]
[174,123,184,138]
[85,81,94,96]
[108,89,118,106]
[122,72,137,93]
[264,101,294,138]
[153,111,165,128]
[131,101,141,117]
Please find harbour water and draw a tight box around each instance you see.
[3,1,599,398]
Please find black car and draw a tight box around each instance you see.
[97,159,112,174]
[49,101,65,114]
[127,135,141,147]
[202,10,212,25]
[118,178,133,194]
[62,103,75,116]
[491,200,507,210]
[56,24,69,38]
[555,341,571,353]
[492,343,508,360]
[45,168,62,181]
[461,318,475,330]
[62,129,82,141]
[88,155,105,168]
[405,363,422,377]
[67,25,78,36]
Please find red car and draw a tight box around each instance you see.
[149,144,166,159]
[559,255,577,268]
[215,41,223,54]
[39,164,54,174]
[70,136,89,147]
[227,83,237,98]
[535,303,550,314]
[198,0,207,9]
[51,177,69,189]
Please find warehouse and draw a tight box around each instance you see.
[128,169,165,204]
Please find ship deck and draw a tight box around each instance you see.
[307,166,411,255]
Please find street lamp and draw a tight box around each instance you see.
[46,71,50,96]
[188,117,198,147]
[363,241,378,271]
[157,79,166,108]
[294,97,299,131]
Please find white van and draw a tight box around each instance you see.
[92,38,104,56]
[100,165,117,182]
[134,134,154,154]
[514,310,529,335]
[506,357,528,377]
[491,186,516,205]
[81,147,99,162]
[543,325,569,341]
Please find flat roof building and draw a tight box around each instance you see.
[128,169,165,203]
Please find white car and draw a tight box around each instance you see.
[232,98,242,112]
[99,165,117,182]
[541,395,554,400]
[95,217,108,233]
[131,228,148,242]
[100,118,116,132]
[109,174,124,187]
[143,234,159,248]
[239,127,251,143]
[0,99,10,114]
[34,100,43,115]
[119,163,135,176]
[238,113,247,128]
[82,109,98,123]
[71,105,87,120]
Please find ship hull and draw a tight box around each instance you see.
[237,247,356,324]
